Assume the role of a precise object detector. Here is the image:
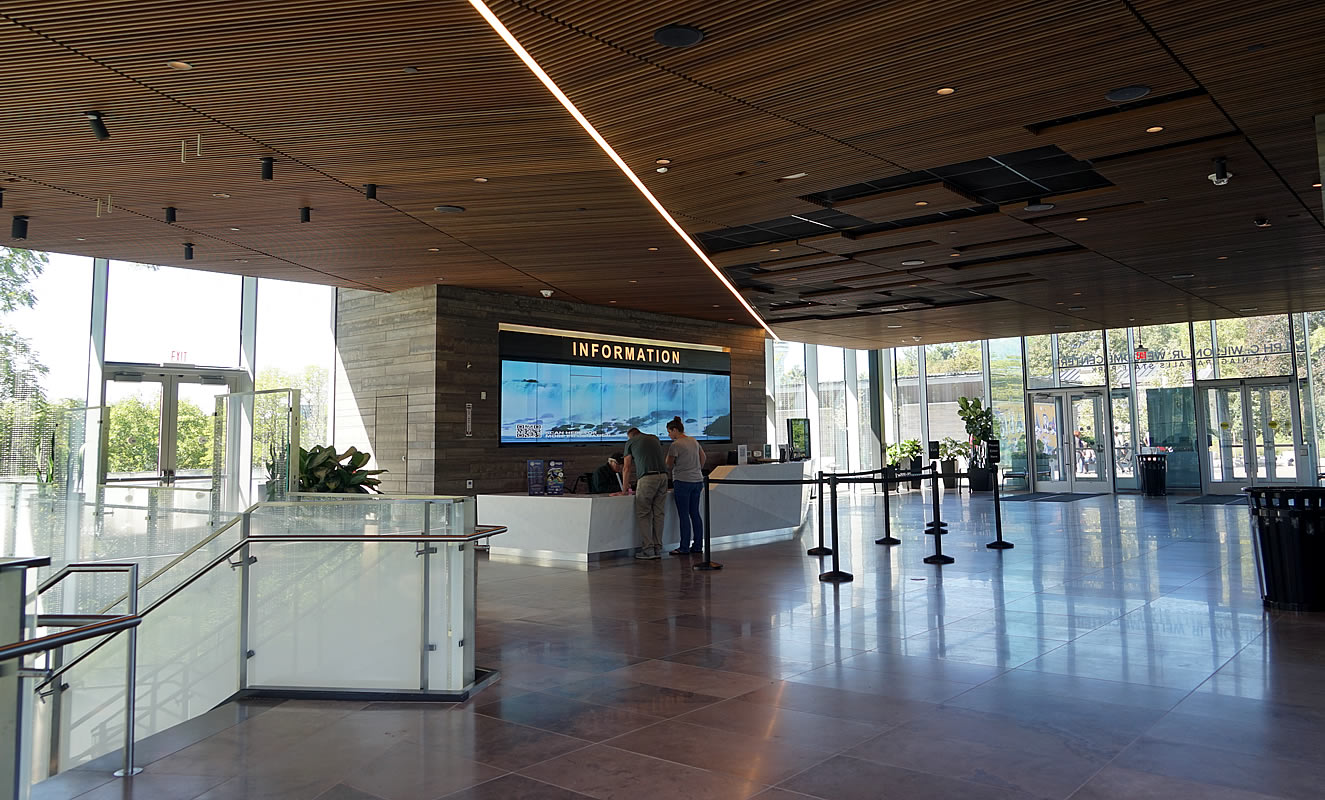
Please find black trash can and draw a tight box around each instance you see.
[1247,487,1325,612]
[1137,453,1167,496]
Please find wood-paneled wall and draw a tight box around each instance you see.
[334,285,768,496]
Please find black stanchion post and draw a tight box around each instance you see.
[875,467,899,546]
[923,462,954,565]
[808,470,832,556]
[694,474,723,571]
[819,476,853,582]
[986,440,1012,550]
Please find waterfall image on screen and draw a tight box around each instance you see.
[501,360,731,444]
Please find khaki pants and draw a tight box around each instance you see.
[634,473,669,555]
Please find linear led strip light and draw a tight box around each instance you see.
[468,0,780,340]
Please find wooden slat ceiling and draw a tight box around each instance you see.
[0,0,1320,345]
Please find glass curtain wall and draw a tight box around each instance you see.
[816,346,849,471]
[924,342,983,447]
[772,341,806,450]
[893,346,922,445]
[856,350,877,471]
[770,312,1325,491]
[989,338,1027,475]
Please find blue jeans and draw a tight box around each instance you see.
[672,480,704,551]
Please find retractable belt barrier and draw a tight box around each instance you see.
[697,461,1011,577]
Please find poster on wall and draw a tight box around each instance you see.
[526,459,546,495]
[545,460,565,495]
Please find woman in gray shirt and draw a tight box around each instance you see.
[665,416,706,555]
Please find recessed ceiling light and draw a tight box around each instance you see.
[629,279,637,283]
[212,193,230,198]
[949,252,960,257]
[402,66,419,74]
[779,172,808,180]
[1056,302,1065,305]
[609,300,617,304]
[427,247,440,252]
[769,248,781,253]
[1024,199,1055,212]
[655,158,672,165]
[229,227,240,231]
[914,201,929,207]
[166,60,193,71]
[433,205,465,213]
[75,237,86,241]
[887,324,903,329]
[655,166,669,173]
[727,318,735,321]
[1216,256,1228,260]
[1314,182,1322,188]
[647,247,659,251]
[472,177,488,183]
[1106,85,1151,102]
[1068,305,1086,311]
[711,304,720,308]
[1075,216,1089,222]
[1240,307,1259,312]
[234,259,248,263]
[654,24,705,48]
[936,87,956,95]
[1072,292,1082,296]
[1146,126,1164,133]
[1171,273,1195,279]
[901,259,927,266]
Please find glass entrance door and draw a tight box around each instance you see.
[1111,390,1139,490]
[102,368,243,488]
[1198,378,1305,493]
[1031,390,1112,493]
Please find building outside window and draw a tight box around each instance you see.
[924,341,983,453]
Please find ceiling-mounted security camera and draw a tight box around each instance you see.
[540,289,554,298]
[1208,156,1232,186]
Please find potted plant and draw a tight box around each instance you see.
[899,438,924,489]
[297,445,387,493]
[884,442,902,492]
[957,397,997,491]
[938,437,971,489]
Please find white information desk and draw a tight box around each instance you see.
[478,461,807,563]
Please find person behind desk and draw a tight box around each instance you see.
[665,417,705,555]
[620,427,667,560]
[590,452,624,494]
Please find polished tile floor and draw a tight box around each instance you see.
[35,491,1325,800]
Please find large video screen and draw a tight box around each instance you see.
[501,360,731,444]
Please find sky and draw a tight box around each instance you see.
[5,251,335,403]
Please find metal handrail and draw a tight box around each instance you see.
[0,616,140,663]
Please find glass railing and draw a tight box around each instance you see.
[25,494,488,782]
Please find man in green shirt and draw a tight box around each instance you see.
[621,427,667,560]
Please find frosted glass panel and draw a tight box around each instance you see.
[247,540,421,689]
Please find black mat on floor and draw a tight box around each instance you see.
[1001,492,1059,502]
[1037,493,1107,502]
[1179,495,1245,505]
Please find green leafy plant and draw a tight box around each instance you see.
[899,438,923,461]
[957,397,997,468]
[297,445,386,494]
[938,437,971,462]
[885,442,902,467]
